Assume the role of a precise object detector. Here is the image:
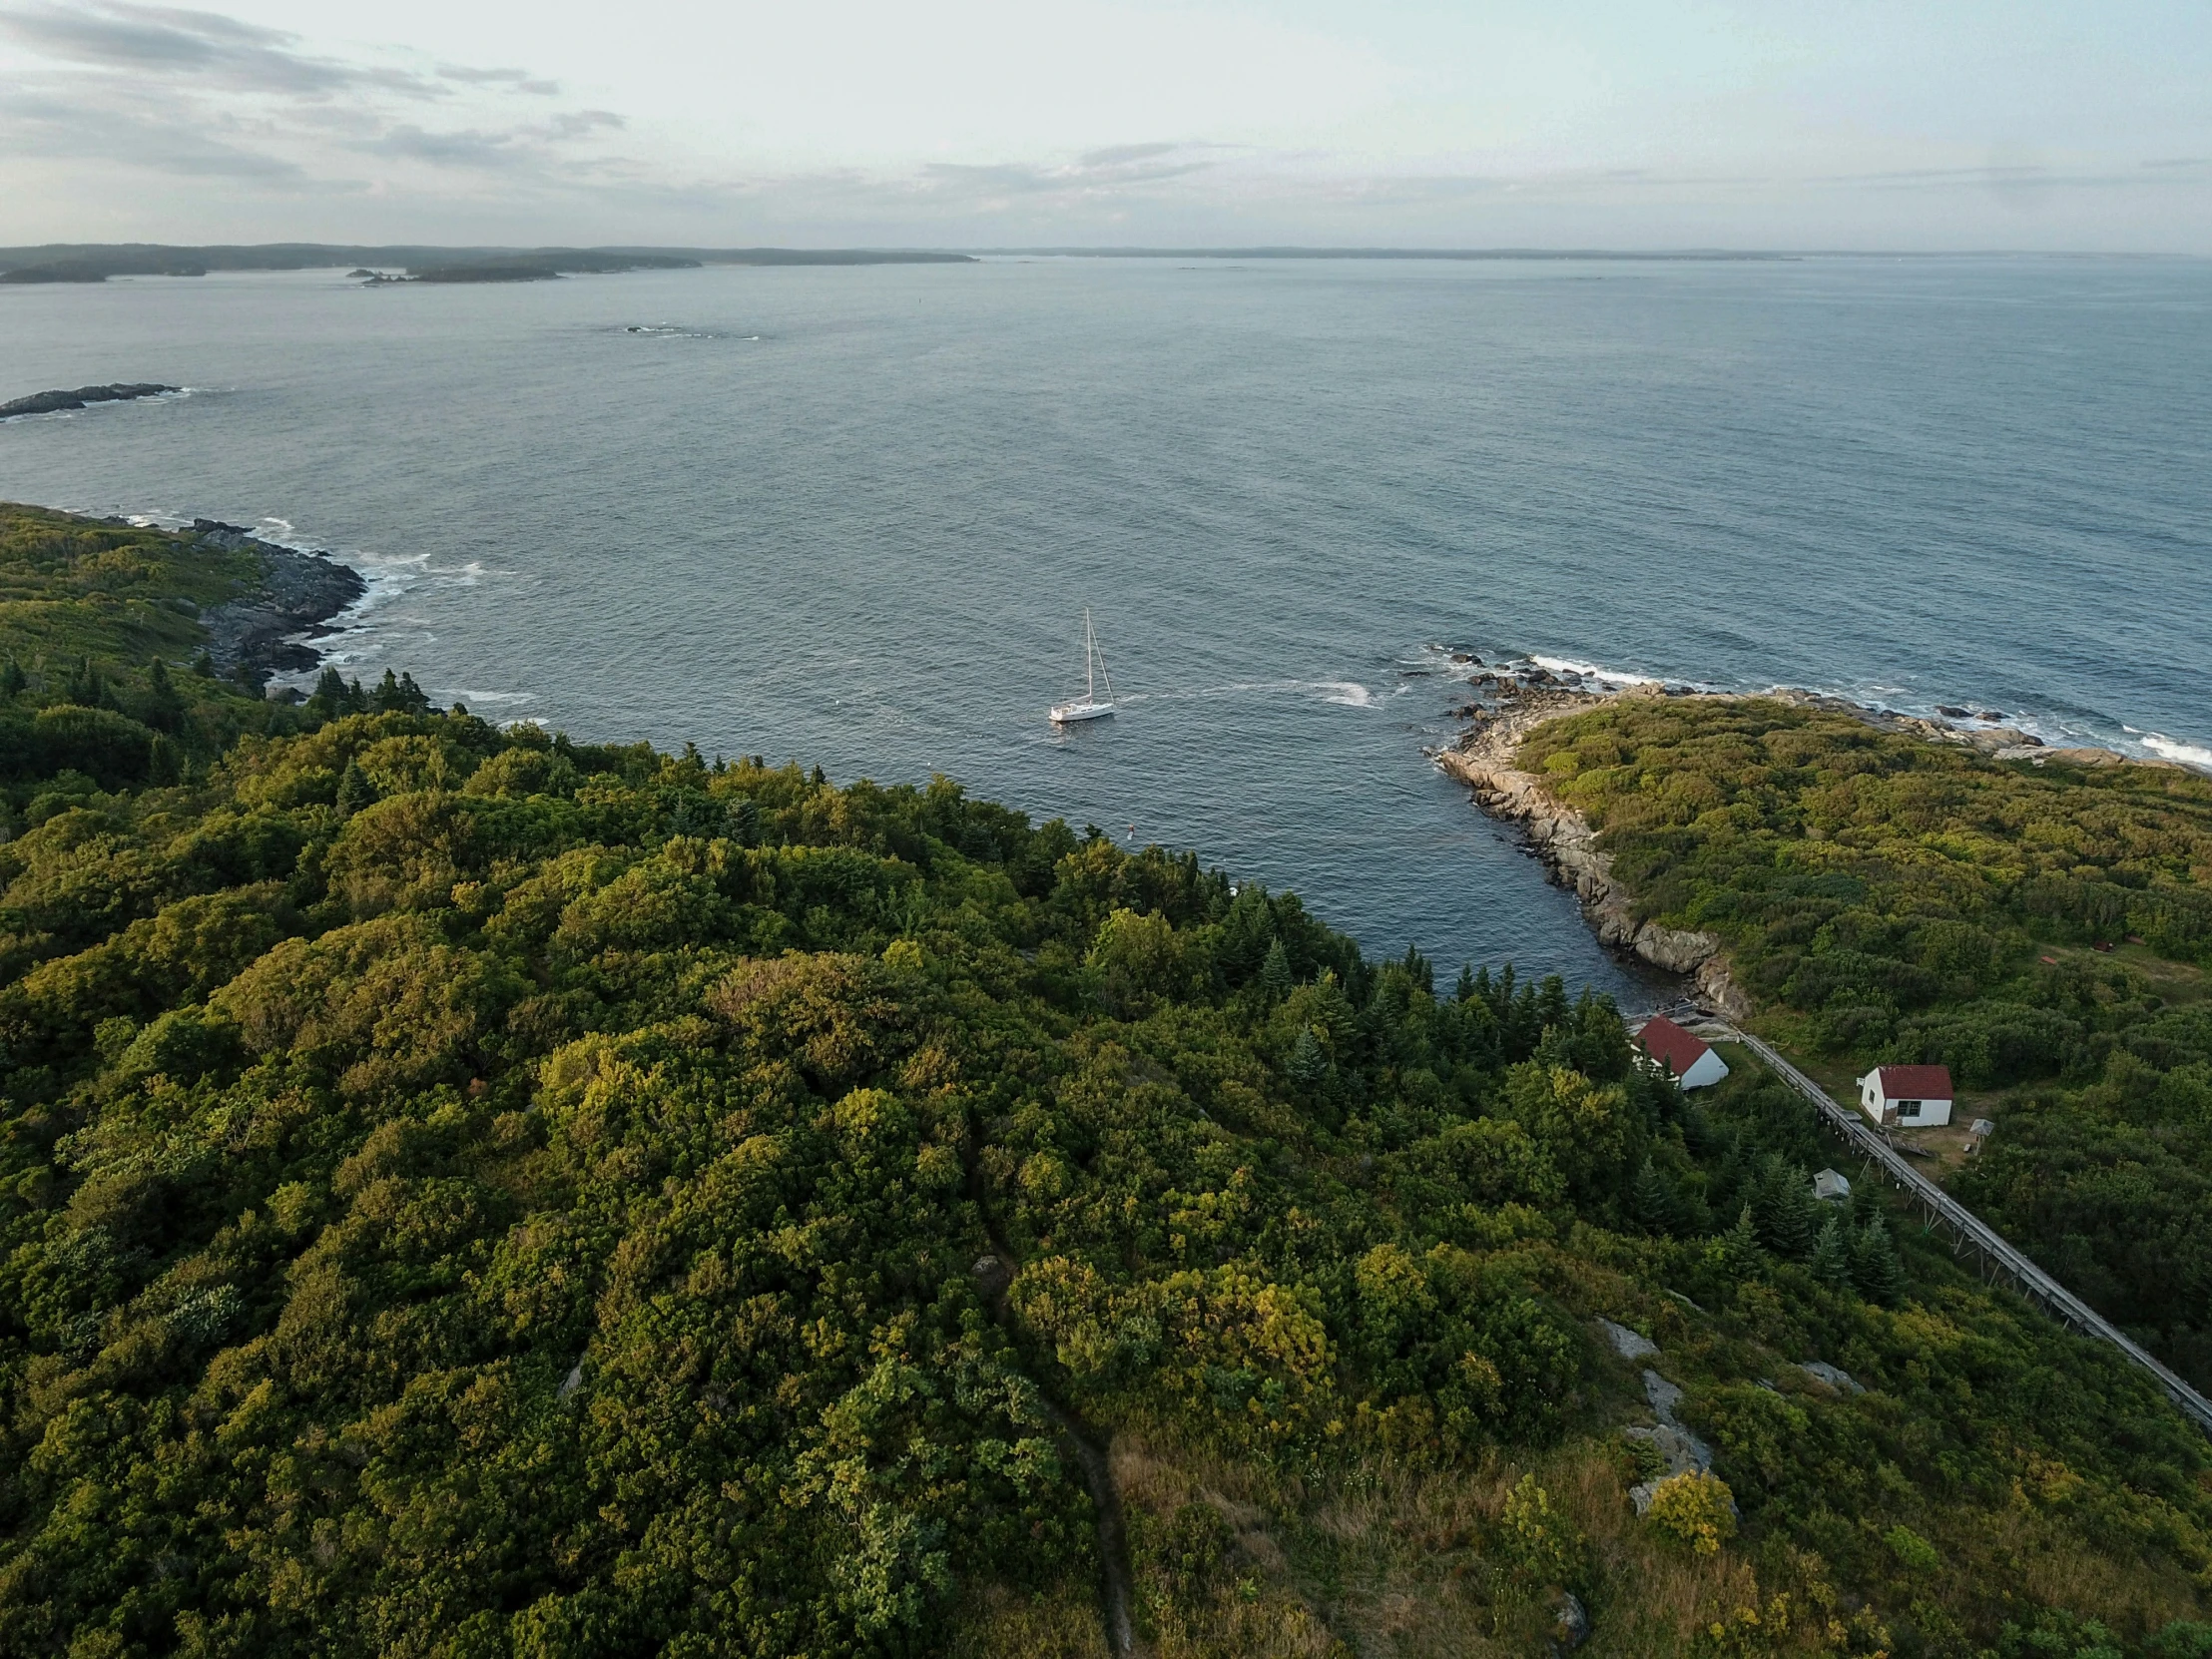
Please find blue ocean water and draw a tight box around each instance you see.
[3,255,2208,1000]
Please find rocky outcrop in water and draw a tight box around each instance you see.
[188,520,366,686]
[0,383,177,419]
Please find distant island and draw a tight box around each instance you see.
[0,243,982,282]
[0,242,1838,285]
[0,382,178,419]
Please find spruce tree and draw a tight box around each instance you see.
[1718,1204,1766,1277]
[144,657,183,731]
[1288,1025,1328,1086]
[336,759,375,816]
[1632,1157,1679,1236]
[0,658,23,697]
[192,651,217,678]
[307,667,347,716]
[1853,1215,1907,1306]
[1259,938,1294,1001]
[372,669,404,712]
[1754,1158,1818,1259]
[1811,1215,1854,1289]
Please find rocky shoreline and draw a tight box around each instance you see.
[179,520,367,687]
[1427,660,2185,1014]
[1431,672,1756,1017]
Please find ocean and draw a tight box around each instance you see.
[3,254,2208,1001]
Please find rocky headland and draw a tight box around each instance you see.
[1428,660,2178,1014]
[184,519,367,685]
[1431,669,1755,1016]
[0,383,178,419]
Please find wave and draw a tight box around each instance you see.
[2137,733,2212,772]
[435,687,536,707]
[1121,678,1381,708]
[621,324,761,340]
[1527,654,1664,687]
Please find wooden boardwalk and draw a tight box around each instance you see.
[1720,1027,2212,1438]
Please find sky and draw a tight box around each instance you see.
[1,0,2208,251]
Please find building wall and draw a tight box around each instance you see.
[1857,1075,1953,1127]
[1679,1048,1729,1090]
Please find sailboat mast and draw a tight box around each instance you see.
[1083,609,1096,702]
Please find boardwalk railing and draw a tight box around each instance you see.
[1719,1027,2212,1438]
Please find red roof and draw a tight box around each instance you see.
[1637,1016,1712,1078]
[1875,1064,1953,1100]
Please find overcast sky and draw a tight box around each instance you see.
[2,0,2208,250]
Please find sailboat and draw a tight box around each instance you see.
[1049,609,1117,725]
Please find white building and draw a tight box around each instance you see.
[1858,1064,1954,1128]
[1636,1016,1730,1090]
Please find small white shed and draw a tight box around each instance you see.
[1813,1169,1852,1202]
[1858,1064,1954,1128]
[1636,1016,1730,1090]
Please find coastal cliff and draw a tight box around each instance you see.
[1433,677,1754,1016]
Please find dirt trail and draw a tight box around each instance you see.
[967,1201,1146,1656]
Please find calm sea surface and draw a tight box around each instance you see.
[3,256,2209,1001]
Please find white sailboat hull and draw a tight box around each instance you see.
[1051,608,1117,725]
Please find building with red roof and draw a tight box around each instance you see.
[1858,1064,1954,1128]
[1634,1015,1730,1089]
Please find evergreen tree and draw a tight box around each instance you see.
[1454,964,1477,1005]
[371,669,405,712]
[143,657,184,732]
[1754,1158,1819,1259]
[1716,1204,1766,1277]
[65,656,102,707]
[398,672,432,714]
[1811,1214,1855,1289]
[1853,1215,1907,1306]
[1260,938,1295,1001]
[1631,1156,1680,1236]
[307,667,347,716]
[1288,1025,1328,1086]
[146,733,182,787]
[336,759,376,816]
[192,651,217,678]
[0,658,23,697]
[1399,945,1433,996]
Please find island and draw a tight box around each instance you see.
[0,503,2207,1658]
[0,382,178,419]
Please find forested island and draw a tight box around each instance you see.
[0,246,980,283]
[1,503,2210,1656]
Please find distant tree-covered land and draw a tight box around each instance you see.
[0,246,979,282]
[1,505,2210,1656]
[1518,696,2212,1395]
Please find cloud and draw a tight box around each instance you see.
[437,63,560,97]
[911,141,1223,205]
[0,85,335,183]
[369,109,625,174]
[0,1,437,95]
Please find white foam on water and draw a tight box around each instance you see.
[2141,733,2212,772]
[1529,654,1663,687]
[1321,682,1376,708]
